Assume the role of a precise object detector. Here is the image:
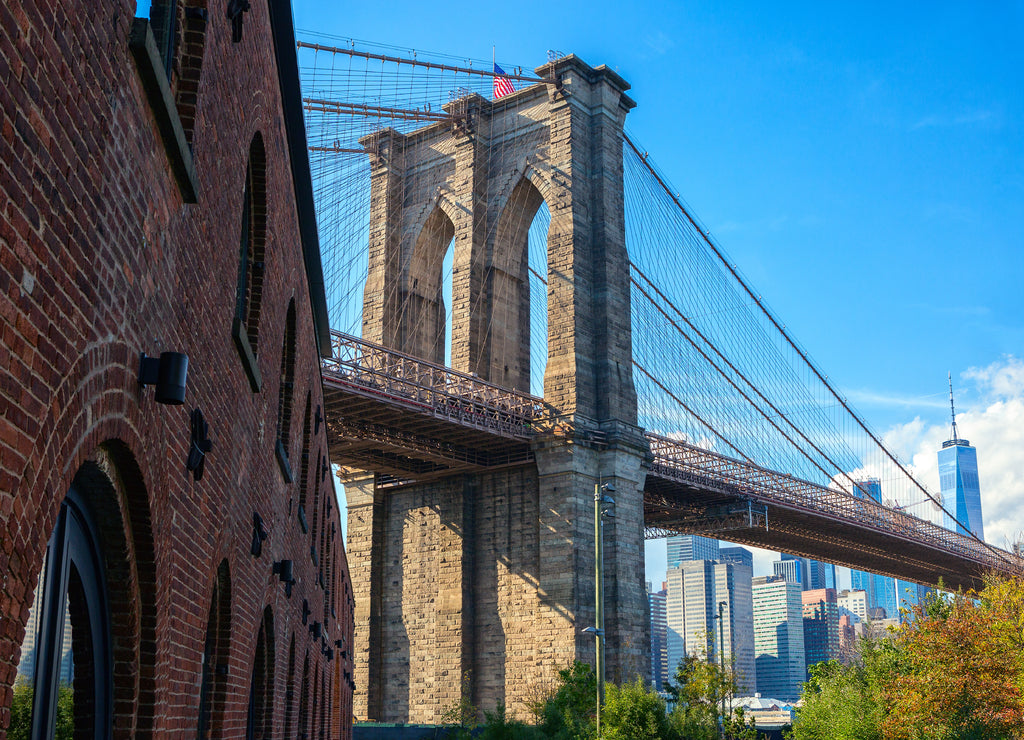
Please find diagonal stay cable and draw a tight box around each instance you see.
[632,360,754,464]
[623,132,1013,567]
[630,262,861,496]
[630,273,841,488]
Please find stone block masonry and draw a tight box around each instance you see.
[348,54,650,722]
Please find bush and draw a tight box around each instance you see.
[601,678,673,740]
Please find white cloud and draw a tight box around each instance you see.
[880,356,1024,550]
[911,109,996,131]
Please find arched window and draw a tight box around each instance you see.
[233,133,268,392]
[197,559,231,739]
[275,300,297,482]
[310,452,322,555]
[12,486,112,738]
[298,651,311,740]
[245,607,275,740]
[404,206,455,364]
[492,176,549,394]
[284,634,297,738]
[297,393,312,533]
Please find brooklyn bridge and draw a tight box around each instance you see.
[297,42,1021,722]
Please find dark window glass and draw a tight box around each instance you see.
[11,488,112,739]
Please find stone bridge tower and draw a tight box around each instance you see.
[346,55,650,723]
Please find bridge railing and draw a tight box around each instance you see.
[322,331,547,439]
[645,433,1016,572]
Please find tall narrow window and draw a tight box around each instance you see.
[245,607,274,740]
[197,560,231,739]
[233,133,267,392]
[275,300,297,482]
[298,652,310,740]
[309,454,323,566]
[12,486,112,738]
[284,634,296,739]
[297,394,312,533]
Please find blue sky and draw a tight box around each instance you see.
[296,1,1024,582]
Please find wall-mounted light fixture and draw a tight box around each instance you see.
[273,559,295,597]
[309,621,322,640]
[139,352,189,405]
[251,512,268,557]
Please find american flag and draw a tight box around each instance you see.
[493,63,516,99]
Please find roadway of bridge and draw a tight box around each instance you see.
[322,331,1021,592]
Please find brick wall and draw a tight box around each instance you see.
[0,0,353,737]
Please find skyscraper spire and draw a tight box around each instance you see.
[948,372,960,443]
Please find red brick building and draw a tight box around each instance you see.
[0,0,354,737]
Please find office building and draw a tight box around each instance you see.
[667,535,720,568]
[776,553,836,591]
[802,589,839,676]
[837,589,868,623]
[773,556,806,587]
[666,567,687,679]
[939,377,984,539]
[752,576,806,701]
[667,560,756,694]
[648,581,669,691]
[720,547,754,570]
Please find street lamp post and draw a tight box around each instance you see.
[590,480,615,735]
[716,600,727,737]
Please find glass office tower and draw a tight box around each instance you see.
[940,376,984,539]
[667,535,719,568]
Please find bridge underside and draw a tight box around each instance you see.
[643,477,989,592]
[323,379,535,481]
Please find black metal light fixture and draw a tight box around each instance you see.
[225,0,250,43]
[251,512,268,557]
[188,409,213,481]
[139,352,189,404]
[273,559,295,598]
[309,621,322,640]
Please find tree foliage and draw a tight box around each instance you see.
[601,678,672,740]
[538,661,598,740]
[666,651,758,740]
[792,575,1024,740]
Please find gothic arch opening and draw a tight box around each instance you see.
[489,176,549,394]
[401,205,455,365]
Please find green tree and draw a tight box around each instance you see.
[539,661,597,740]
[8,681,74,740]
[479,701,546,740]
[880,580,1024,740]
[790,657,883,740]
[600,678,674,740]
[793,576,1024,740]
[666,651,754,740]
[441,672,482,740]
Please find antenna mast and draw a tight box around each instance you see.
[948,372,960,442]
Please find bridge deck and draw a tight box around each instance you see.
[642,434,1009,591]
[323,331,544,480]
[322,332,1021,588]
